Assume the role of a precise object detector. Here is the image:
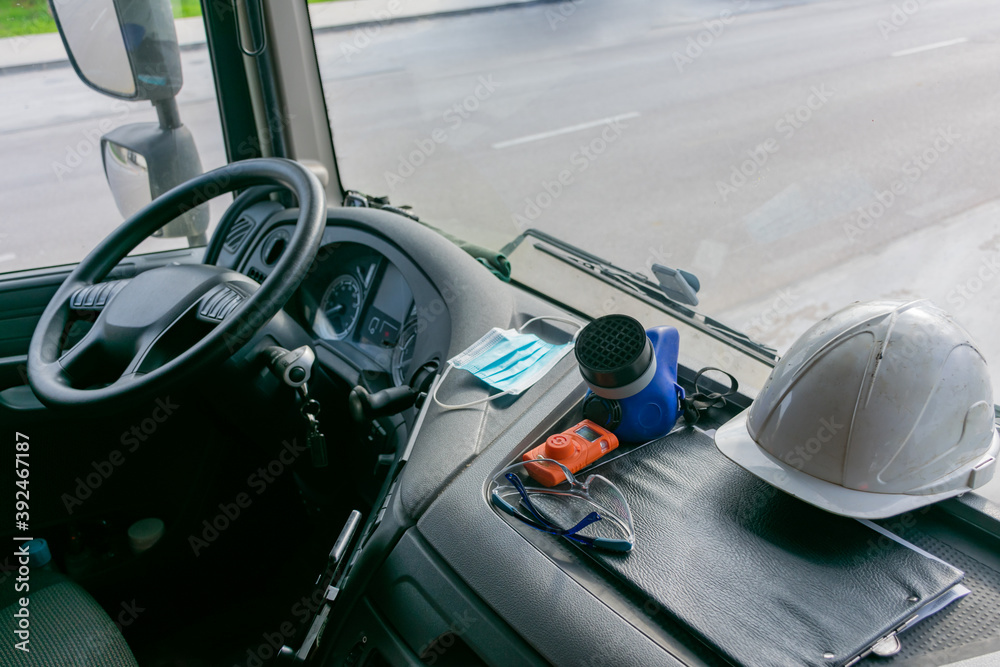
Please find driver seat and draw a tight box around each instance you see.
[1,568,138,666]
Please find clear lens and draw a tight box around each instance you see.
[491,459,635,549]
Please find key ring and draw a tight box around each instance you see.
[301,399,321,419]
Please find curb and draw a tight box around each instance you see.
[311,0,548,34]
[0,0,550,75]
[0,41,212,77]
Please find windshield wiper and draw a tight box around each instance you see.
[502,229,777,361]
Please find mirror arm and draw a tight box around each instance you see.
[154,98,183,131]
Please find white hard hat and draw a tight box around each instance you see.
[716,300,999,519]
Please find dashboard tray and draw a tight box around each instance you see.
[580,426,964,667]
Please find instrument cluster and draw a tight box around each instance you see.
[303,243,419,386]
[238,217,450,391]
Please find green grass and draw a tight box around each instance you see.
[0,0,338,39]
[171,0,204,19]
[0,0,54,38]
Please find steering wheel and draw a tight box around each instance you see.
[28,158,326,409]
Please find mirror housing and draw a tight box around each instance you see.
[48,0,183,102]
[651,264,701,306]
[51,0,208,245]
[102,124,208,244]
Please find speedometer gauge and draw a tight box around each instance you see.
[320,275,363,339]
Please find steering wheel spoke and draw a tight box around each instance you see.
[57,327,112,385]
[118,335,168,380]
[58,298,160,390]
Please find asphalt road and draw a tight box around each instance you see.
[4,0,1000,357]
[316,0,1000,352]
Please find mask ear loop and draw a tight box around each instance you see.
[431,316,583,411]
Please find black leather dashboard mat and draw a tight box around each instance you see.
[861,527,1000,665]
[578,426,964,667]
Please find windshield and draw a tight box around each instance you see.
[313,0,1000,394]
[0,1,228,273]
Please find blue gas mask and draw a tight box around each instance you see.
[575,315,685,443]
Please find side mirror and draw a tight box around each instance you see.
[651,264,701,306]
[48,0,183,101]
[49,0,207,243]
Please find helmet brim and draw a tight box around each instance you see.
[714,409,973,520]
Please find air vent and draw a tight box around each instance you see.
[261,231,289,266]
[247,267,266,284]
[224,216,254,253]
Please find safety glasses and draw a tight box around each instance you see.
[490,458,635,552]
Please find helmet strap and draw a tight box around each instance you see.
[682,367,739,424]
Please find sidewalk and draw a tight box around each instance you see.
[0,0,539,72]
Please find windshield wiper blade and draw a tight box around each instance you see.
[507,229,777,361]
[505,228,673,302]
[552,246,678,306]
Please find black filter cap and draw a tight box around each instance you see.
[575,314,652,389]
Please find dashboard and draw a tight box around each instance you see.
[203,204,1000,667]
[233,210,451,390]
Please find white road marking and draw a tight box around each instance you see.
[0,253,16,263]
[492,112,641,149]
[890,38,968,58]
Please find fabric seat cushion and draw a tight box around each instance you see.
[1,569,138,667]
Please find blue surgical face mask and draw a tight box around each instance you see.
[432,317,581,411]
[450,328,572,395]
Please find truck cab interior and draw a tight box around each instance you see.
[1,1,999,666]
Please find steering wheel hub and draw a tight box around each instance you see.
[103,265,238,329]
